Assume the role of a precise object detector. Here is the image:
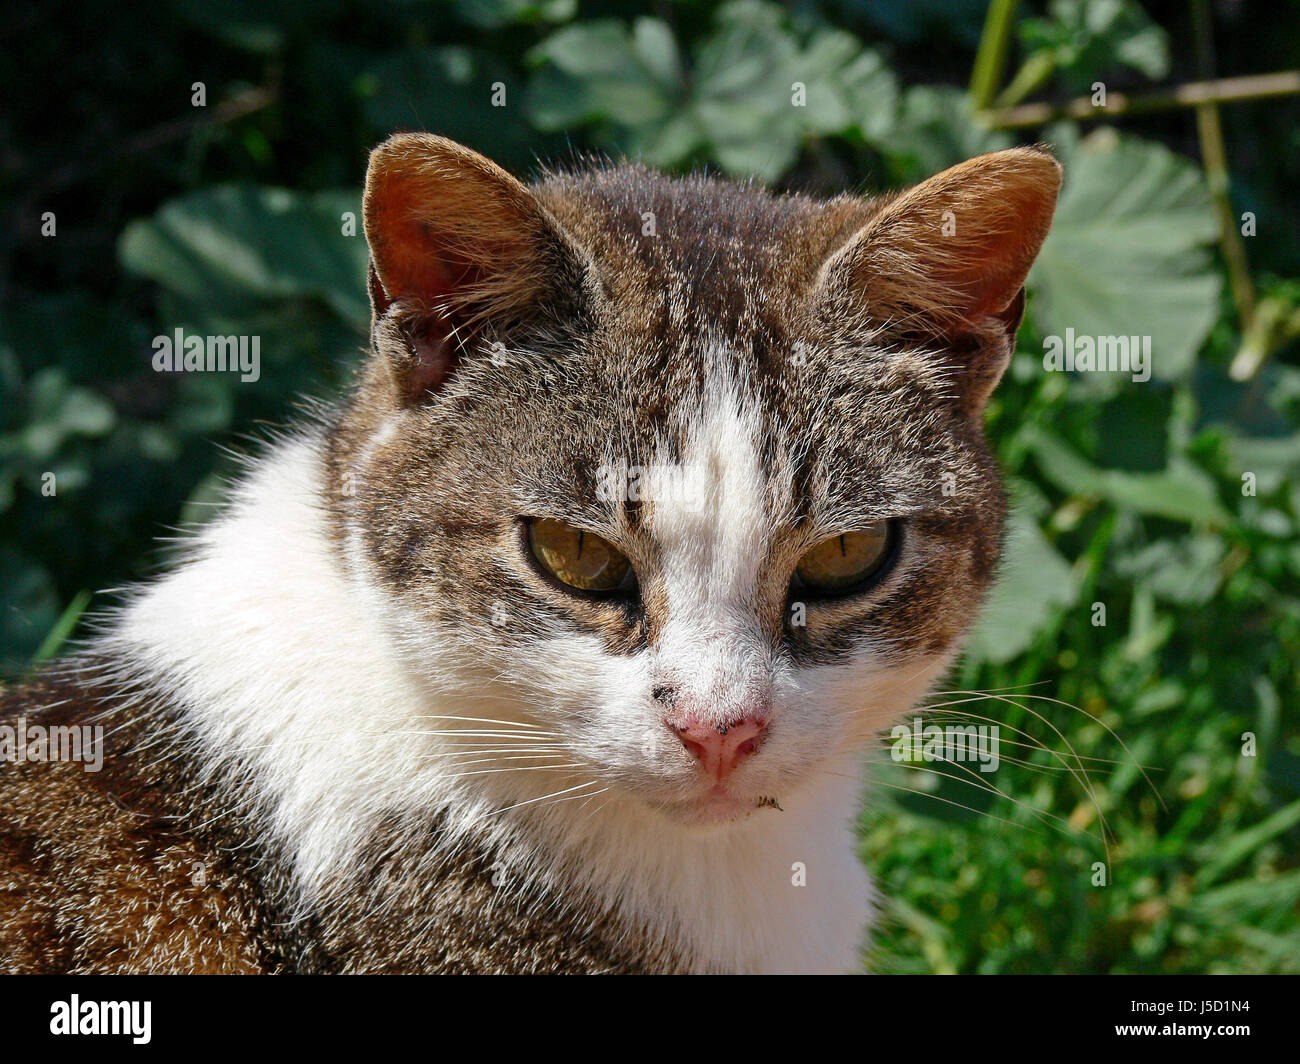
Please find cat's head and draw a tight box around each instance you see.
[330,133,1060,827]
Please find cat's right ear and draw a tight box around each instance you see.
[363,133,588,403]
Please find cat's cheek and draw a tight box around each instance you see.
[790,650,957,749]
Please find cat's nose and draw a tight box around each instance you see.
[669,713,769,782]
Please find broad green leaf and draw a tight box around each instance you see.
[1025,425,1230,524]
[832,47,900,142]
[19,369,117,459]
[1030,129,1221,380]
[678,4,896,177]
[1019,0,1170,93]
[527,19,680,131]
[876,85,1011,180]
[1225,433,1300,497]
[119,186,369,331]
[527,1,896,180]
[1113,535,1226,606]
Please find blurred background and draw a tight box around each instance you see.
[2,0,1298,973]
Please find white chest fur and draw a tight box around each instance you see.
[104,436,875,973]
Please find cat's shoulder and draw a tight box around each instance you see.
[0,673,272,973]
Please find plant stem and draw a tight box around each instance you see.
[31,590,92,666]
[969,0,1022,110]
[977,71,1300,128]
[1192,0,1256,332]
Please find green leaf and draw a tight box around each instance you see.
[1113,535,1226,606]
[876,85,1011,180]
[1019,0,1170,93]
[18,369,117,459]
[527,1,897,180]
[119,185,370,332]
[453,0,575,30]
[688,4,896,177]
[966,505,1077,664]
[1193,799,1300,888]
[527,19,680,131]
[1030,129,1222,380]
[31,589,92,665]
[1225,433,1300,497]
[1025,425,1230,524]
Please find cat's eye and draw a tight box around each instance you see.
[527,518,635,595]
[793,522,896,595]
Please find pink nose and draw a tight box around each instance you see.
[670,714,769,782]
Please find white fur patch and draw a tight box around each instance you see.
[647,362,774,724]
[100,405,947,972]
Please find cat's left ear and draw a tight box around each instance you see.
[814,147,1061,414]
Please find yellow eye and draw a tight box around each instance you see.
[794,522,895,594]
[528,518,634,594]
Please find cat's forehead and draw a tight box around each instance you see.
[535,166,877,329]
[526,167,959,473]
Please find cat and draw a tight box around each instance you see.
[0,133,1060,974]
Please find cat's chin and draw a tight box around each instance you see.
[648,785,782,829]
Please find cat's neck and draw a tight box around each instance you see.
[103,434,872,973]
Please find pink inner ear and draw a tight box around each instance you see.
[954,183,1058,321]
[365,155,546,317]
[952,233,1033,320]
[367,178,470,310]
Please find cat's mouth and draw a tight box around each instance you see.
[652,784,784,827]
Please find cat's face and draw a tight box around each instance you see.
[332,135,1059,827]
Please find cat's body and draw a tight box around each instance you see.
[0,136,1060,973]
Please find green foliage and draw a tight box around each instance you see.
[1020,0,1170,90]
[526,2,900,179]
[1032,127,1223,380]
[120,186,370,330]
[3,0,1298,973]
